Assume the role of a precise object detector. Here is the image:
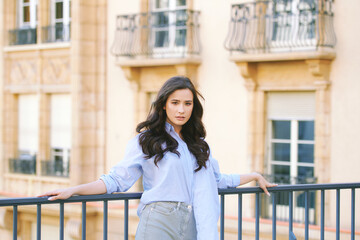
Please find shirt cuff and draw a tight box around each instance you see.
[99,175,114,194]
[230,174,241,187]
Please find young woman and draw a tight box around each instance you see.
[39,76,276,240]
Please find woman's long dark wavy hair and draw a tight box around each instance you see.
[136,76,210,172]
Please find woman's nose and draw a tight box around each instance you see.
[178,104,185,113]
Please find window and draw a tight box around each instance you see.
[18,94,39,157]
[18,0,38,28]
[265,92,316,223]
[10,0,38,45]
[49,0,71,41]
[47,94,71,177]
[150,0,187,55]
[10,95,39,174]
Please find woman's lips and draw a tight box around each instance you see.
[176,116,185,120]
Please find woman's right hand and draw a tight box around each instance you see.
[37,180,107,201]
[37,188,75,201]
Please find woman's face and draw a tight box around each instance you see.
[164,88,194,134]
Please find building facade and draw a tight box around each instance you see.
[0,0,360,239]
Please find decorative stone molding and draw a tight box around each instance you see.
[65,218,81,240]
[0,209,13,231]
[235,62,257,91]
[9,59,37,85]
[42,57,70,84]
[306,59,332,90]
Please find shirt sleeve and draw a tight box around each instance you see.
[100,135,143,194]
[208,149,240,189]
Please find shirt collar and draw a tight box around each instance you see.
[165,121,174,133]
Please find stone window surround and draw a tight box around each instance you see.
[231,49,335,185]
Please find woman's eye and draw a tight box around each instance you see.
[185,103,192,106]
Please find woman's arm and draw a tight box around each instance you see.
[37,179,107,201]
[239,172,277,196]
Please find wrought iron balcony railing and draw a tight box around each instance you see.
[8,155,36,175]
[224,0,336,54]
[41,160,69,177]
[111,9,201,58]
[42,24,71,43]
[0,183,359,240]
[8,27,37,45]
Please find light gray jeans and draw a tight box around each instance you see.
[135,201,197,240]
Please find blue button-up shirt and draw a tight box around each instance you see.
[100,122,240,240]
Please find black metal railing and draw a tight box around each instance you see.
[0,182,359,240]
[8,28,37,45]
[41,160,69,177]
[111,9,201,58]
[224,0,336,53]
[261,174,317,224]
[8,156,37,174]
[42,24,71,43]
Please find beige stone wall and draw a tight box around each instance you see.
[0,0,4,191]
[328,0,360,228]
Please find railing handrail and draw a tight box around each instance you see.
[1,182,359,207]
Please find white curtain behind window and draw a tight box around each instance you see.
[267,91,315,119]
[18,94,39,154]
[50,94,71,149]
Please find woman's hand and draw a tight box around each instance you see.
[37,180,107,201]
[37,188,75,201]
[239,172,278,196]
[254,173,278,196]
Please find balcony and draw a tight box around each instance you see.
[0,183,359,240]
[111,9,201,59]
[8,154,36,175]
[8,27,37,45]
[224,0,336,55]
[41,160,69,178]
[42,24,71,43]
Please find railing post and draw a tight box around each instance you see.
[124,199,129,240]
[82,202,86,240]
[60,202,64,240]
[336,189,340,240]
[321,190,325,240]
[289,191,293,238]
[351,188,355,240]
[305,191,309,240]
[272,193,276,240]
[220,194,225,240]
[104,200,108,240]
[13,205,18,240]
[255,192,260,240]
[238,194,242,240]
[37,204,41,240]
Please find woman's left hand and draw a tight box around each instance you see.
[255,173,278,196]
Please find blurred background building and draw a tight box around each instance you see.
[0,0,359,239]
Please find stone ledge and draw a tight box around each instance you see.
[3,42,71,52]
[229,49,336,63]
[115,56,202,68]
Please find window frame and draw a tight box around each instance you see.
[149,0,187,57]
[267,117,315,182]
[18,0,38,28]
[50,0,71,41]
